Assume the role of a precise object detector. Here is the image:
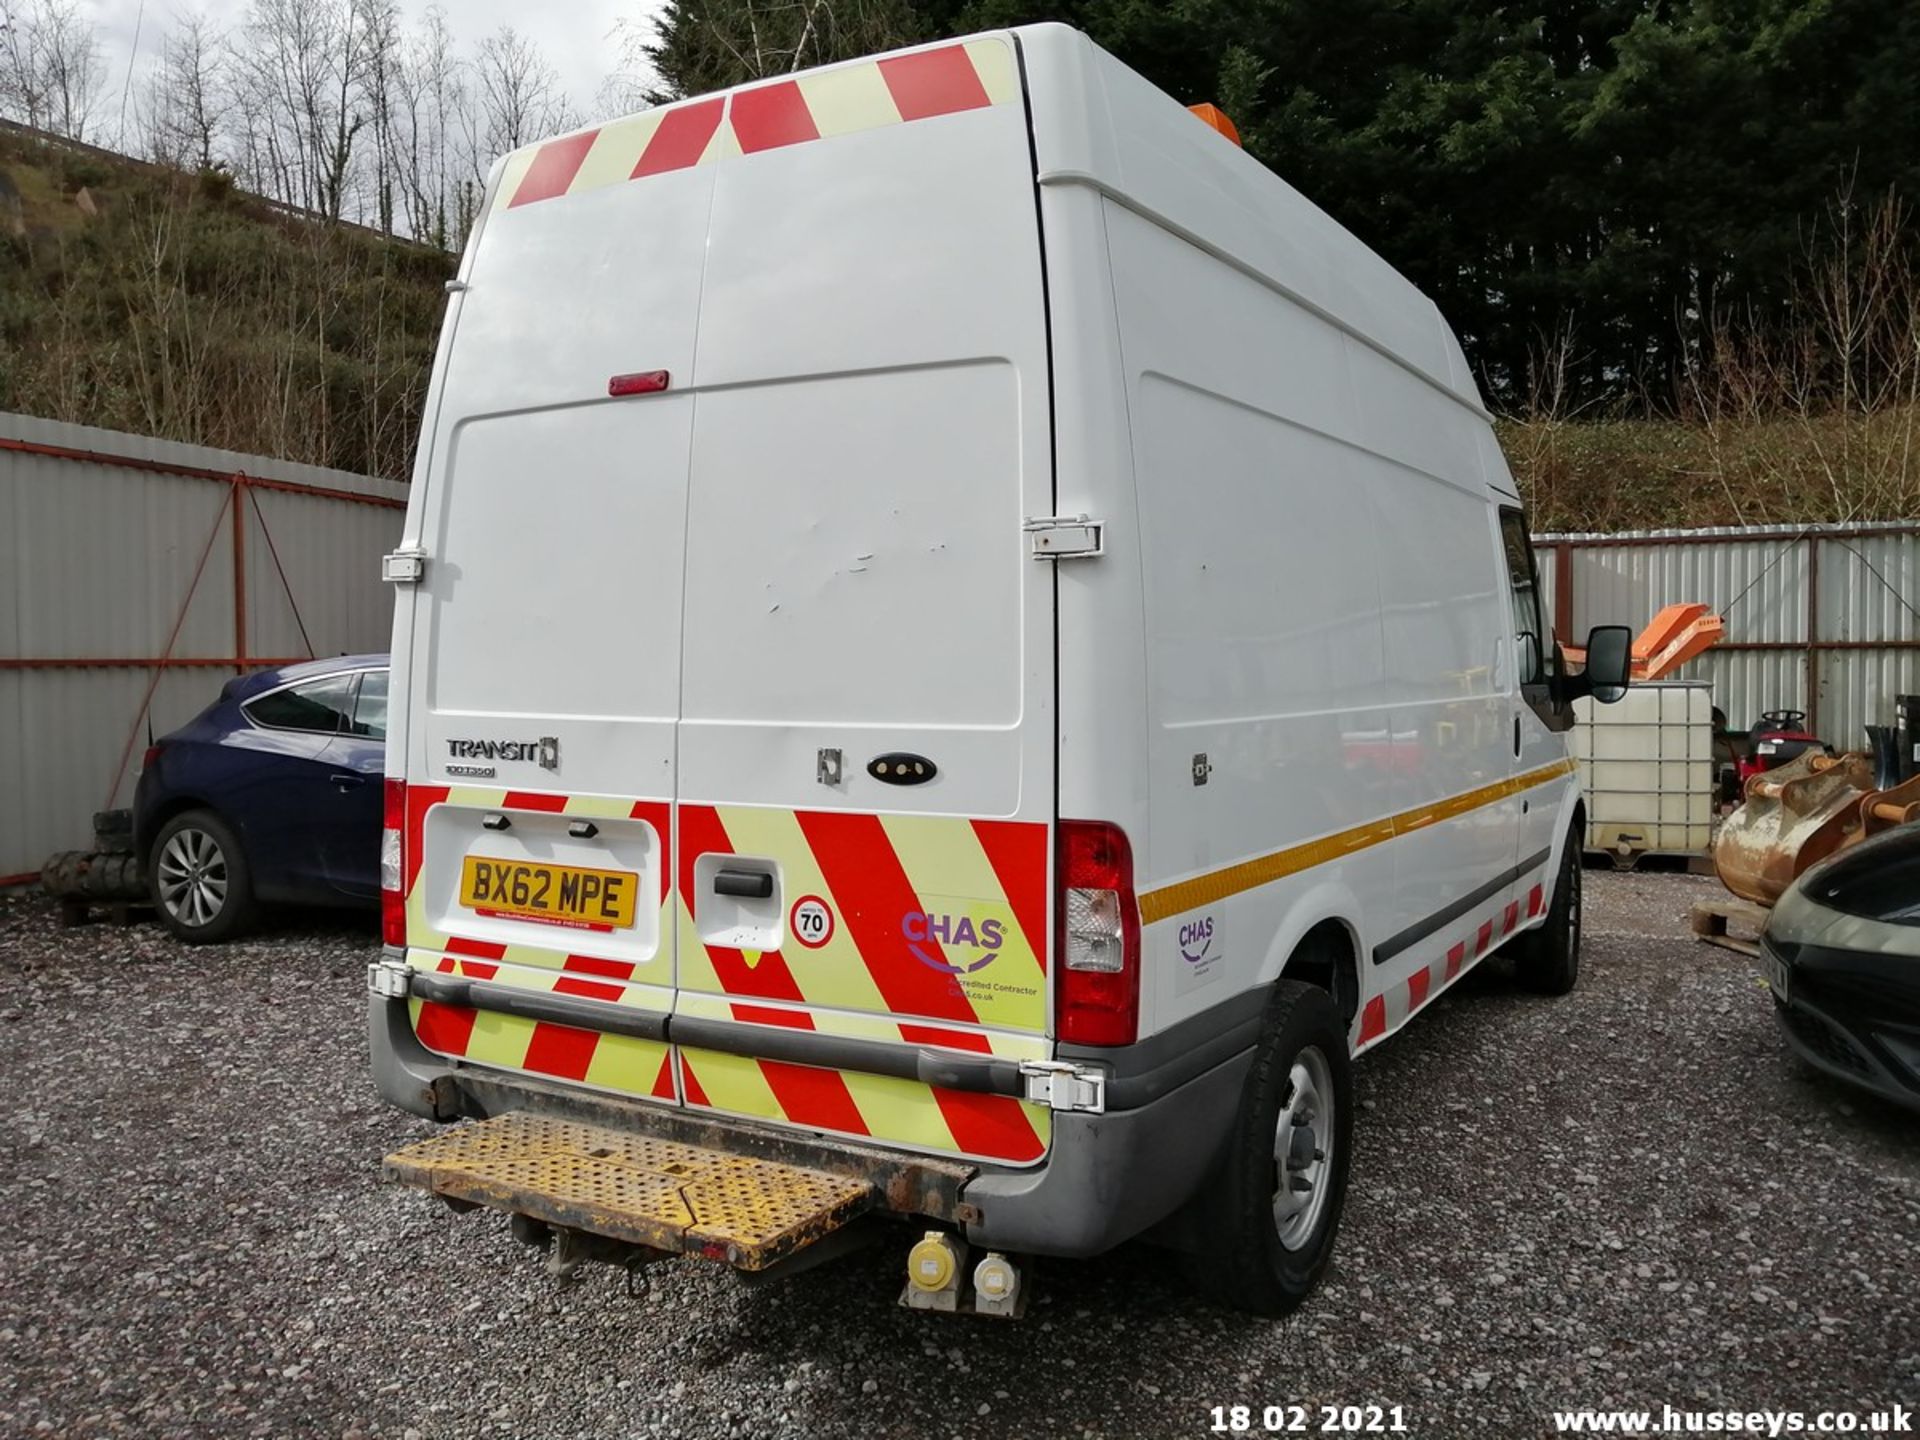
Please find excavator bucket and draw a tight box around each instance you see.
[1713,751,1876,906]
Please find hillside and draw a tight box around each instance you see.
[0,125,452,482]
[2,124,1915,530]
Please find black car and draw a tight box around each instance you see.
[1760,823,1920,1112]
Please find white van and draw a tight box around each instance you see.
[369,23,1632,1316]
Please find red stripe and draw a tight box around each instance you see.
[794,810,980,1025]
[404,785,449,895]
[553,975,625,1003]
[730,80,819,153]
[503,791,569,812]
[455,958,499,980]
[633,97,723,176]
[1407,968,1431,1011]
[680,1056,711,1108]
[651,1055,677,1100]
[521,1022,599,1081]
[899,1023,992,1054]
[1358,995,1387,1043]
[564,953,637,981]
[970,819,1049,973]
[730,1002,815,1030]
[1445,941,1467,981]
[446,936,506,960]
[930,1089,1042,1162]
[878,45,992,122]
[1528,883,1545,917]
[758,1060,871,1136]
[414,1001,476,1055]
[509,129,600,207]
[1503,901,1520,935]
[678,805,806,1003]
[1475,920,1494,955]
[631,800,672,905]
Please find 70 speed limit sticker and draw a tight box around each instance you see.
[788,895,835,949]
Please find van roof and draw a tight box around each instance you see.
[486,25,1482,418]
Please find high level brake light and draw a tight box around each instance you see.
[1056,820,1142,1046]
[381,778,406,948]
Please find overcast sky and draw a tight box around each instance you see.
[83,0,657,141]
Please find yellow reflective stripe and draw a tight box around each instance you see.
[568,110,666,195]
[561,792,637,819]
[490,149,538,213]
[837,1071,958,1153]
[681,1048,783,1120]
[582,1032,671,1096]
[795,62,902,138]
[461,1009,532,1069]
[1139,759,1576,924]
[964,38,1020,106]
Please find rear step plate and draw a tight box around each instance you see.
[385,1112,875,1271]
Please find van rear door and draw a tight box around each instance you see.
[397,104,723,1103]
[402,40,1058,1164]
[670,42,1058,1166]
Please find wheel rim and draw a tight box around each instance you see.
[1272,1045,1336,1251]
[157,827,228,928]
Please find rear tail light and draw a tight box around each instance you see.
[141,744,165,770]
[1056,820,1141,1046]
[381,778,406,949]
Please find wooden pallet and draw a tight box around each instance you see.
[1689,897,1769,957]
[56,896,152,928]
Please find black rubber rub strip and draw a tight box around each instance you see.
[405,971,1025,1099]
[1370,847,1553,966]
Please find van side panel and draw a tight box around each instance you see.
[1100,201,1397,1035]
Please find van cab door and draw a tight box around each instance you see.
[668,49,1058,1167]
[1496,506,1571,923]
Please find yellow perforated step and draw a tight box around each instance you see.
[385,1112,874,1271]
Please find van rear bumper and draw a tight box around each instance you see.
[369,994,1251,1260]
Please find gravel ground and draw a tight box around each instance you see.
[1,870,1915,1440]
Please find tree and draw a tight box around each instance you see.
[0,0,103,138]
[640,0,927,104]
[147,10,228,170]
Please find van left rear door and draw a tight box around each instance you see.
[397,108,724,1105]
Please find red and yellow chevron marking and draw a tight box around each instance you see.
[410,956,677,1102]
[1356,879,1550,1049]
[673,802,1049,1035]
[401,785,1052,1164]
[492,38,1019,213]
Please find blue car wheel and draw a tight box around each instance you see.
[150,810,259,944]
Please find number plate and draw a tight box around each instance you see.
[459,856,639,932]
[1761,946,1791,1003]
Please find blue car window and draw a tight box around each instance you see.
[350,671,389,740]
[246,675,354,734]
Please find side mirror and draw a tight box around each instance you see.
[1582,624,1633,704]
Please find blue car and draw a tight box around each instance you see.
[133,655,389,942]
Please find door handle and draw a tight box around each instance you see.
[330,773,368,791]
[1512,714,1522,758]
[713,868,773,899]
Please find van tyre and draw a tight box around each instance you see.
[1513,836,1581,996]
[1186,978,1354,1317]
[150,810,258,944]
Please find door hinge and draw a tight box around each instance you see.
[1018,1060,1108,1114]
[1024,515,1104,560]
[366,959,413,1000]
[382,547,428,584]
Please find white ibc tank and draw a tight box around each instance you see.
[1570,681,1715,860]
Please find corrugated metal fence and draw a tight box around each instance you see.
[1,413,405,881]
[1535,522,1920,747]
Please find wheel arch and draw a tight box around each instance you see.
[1276,915,1362,1026]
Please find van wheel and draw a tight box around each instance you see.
[150,810,257,944]
[1513,837,1581,996]
[1185,979,1354,1316]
